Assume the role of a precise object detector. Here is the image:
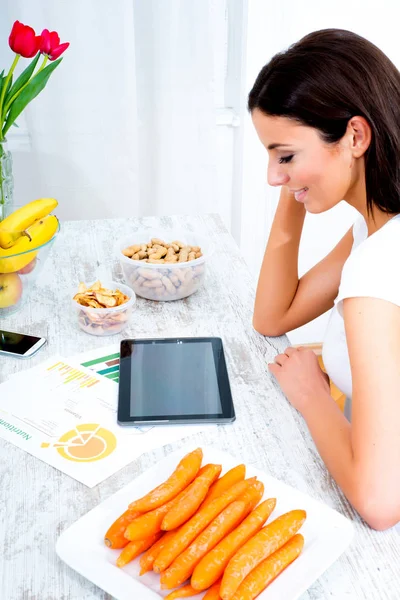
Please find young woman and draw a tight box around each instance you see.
[249,28,400,530]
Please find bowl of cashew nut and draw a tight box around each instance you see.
[118,231,207,301]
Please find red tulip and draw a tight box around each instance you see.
[9,20,41,58]
[40,29,69,61]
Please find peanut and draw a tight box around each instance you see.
[122,239,203,264]
[138,268,161,280]
[165,255,178,263]
[162,276,176,295]
[122,244,141,257]
[151,238,166,246]
[179,248,190,262]
[142,279,164,288]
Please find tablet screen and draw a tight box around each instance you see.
[118,338,235,424]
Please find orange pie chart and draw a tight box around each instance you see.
[41,423,117,462]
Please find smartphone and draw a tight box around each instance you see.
[0,329,47,358]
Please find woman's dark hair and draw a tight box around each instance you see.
[248,28,400,215]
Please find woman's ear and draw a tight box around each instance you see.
[347,115,371,158]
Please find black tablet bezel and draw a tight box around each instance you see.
[117,337,236,425]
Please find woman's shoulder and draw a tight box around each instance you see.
[348,213,400,262]
[335,214,400,315]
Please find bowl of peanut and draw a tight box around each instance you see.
[118,231,206,301]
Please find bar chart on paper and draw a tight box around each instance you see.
[80,348,120,383]
[46,361,101,390]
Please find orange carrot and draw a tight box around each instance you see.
[220,509,306,600]
[164,584,200,599]
[238,480,264,511]
[160,500,248,590]
[191,498,276,590]
[116,531,162,568]
[231,534,304,600]
[202,464,246,507]
[139,530,177,575]
[153,478,255,574]
[162,463,222,531]
[104,508,141,549]
[129,448,203,512]
[203,579,222,600]
[125,486,189,542]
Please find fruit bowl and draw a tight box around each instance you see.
[0,220,60,317]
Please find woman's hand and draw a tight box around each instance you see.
[268,346,331,412]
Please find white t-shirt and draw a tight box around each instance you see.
[322,213,400,400]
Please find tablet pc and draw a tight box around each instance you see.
[117,337,236,426]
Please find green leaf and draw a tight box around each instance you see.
[0,70,5,103]
[5,53,41,107]
[12,121,19,127]
[2,58,62,137]
[1,75,13,122]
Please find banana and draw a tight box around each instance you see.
[0,215,59,273]
[0,198,58,249]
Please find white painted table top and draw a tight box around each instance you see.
[0,214,398,600]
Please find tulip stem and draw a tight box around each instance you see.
[0,54,20,140]
[37,55,48,73]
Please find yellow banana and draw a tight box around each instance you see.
[0,215,59,273]
[0,198,58,249]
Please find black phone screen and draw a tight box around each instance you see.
[0,330,41,355]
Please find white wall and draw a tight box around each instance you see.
[1,1,238,228]
[240,0,400,344]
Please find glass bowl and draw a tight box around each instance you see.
[117,230,207,301]
[72,280,136,336]
[0,221,60,317]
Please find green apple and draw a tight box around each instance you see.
[0,272,23,308]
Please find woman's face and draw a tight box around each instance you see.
[251,109,358,213]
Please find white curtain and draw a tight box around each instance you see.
[2,0,218,221]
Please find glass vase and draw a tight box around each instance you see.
[0,139,14,222]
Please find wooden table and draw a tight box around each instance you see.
[0,214,398,600]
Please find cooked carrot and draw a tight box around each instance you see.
[220,509,306,600]
[139,530,177,575]
[202,464,246,507]
[197,464,212,476]
[162,463,222,531]
[191,497,276,590]
[231,534,304,600]
[203,579,222,600]
[104,508,141,549]
[164,584,199,599]
[153,478,255,574]
[125,486,188,542]
[116,531,162,568]
[160,500,248,589]
[238,480,264,512]
[129,448,203,512]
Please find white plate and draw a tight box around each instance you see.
[56,444,354,600]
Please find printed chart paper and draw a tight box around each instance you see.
[0,356,214,487]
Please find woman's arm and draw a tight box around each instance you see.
[253,186,306,334]
[253,186,354,336]
[300,296,400,530]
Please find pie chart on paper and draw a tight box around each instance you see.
[41,423,117,462]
